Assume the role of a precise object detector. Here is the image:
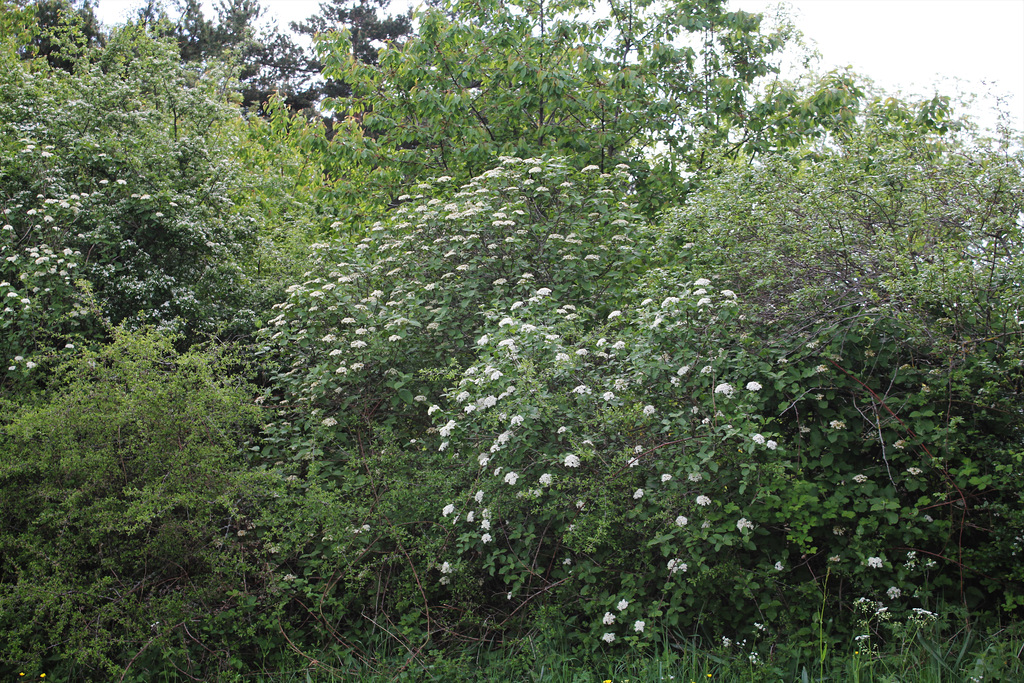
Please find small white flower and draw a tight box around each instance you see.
[536,287,552,296]
[887,586,901,599]
[442,504,455,517]
[674,515,688,527]
[696,495,711,506]
[633,489,644,500]
[603,612,616,625]
[694,278,711,286]
[576,348,588,356]
[350,340,367,348]
[736,517,754,532]
[752,433,766,445]
[677,365,690,376]
[480,519,490,530]
[602,391,615,401]
[766,440,778,450]
[688,473,702,483]
[617,599,629,611]
[906,467,922,475]
[661,473,672,483]
[540,473,552,486]
[477,334,489,345]
[608,310,622,319]
[774,561,784,571]
[714,383,734,397]
[475,490,484,503]
[643,405,655,416]
[633,620,645,633]
[428,405,441,415]
[504,471,519,485]
[830,420,846,430]
[867,556,884,569]
[321,417,337,427]
[482,533,492,543]
[667,558,687,574]
[440,561,453,574]
[563,454,581,468]
[853,474,868,484]
[572,384,592,395]
[746,381,762,391]
[601,632,616,644]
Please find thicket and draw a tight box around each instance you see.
[1,0,1022,680]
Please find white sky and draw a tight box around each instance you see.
[93,0,1024,133]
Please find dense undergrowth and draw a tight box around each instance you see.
[1,1,1022,680]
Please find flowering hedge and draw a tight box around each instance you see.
[258,150,1024,659]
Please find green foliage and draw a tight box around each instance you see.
[316,0,790,223]
[0,20,328,384]
[0,327,279,679]
[258,99,1024,664]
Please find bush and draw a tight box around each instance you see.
[0,327,280,679]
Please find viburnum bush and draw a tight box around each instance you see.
[258,143,1024,660]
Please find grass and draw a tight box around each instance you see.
[242,628,1024,683]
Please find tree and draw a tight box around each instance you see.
[0,20,287,383]
[315,0,790,224]
[19,0,105,69]
[291,0,413,119]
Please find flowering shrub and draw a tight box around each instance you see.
[260,141,1024,656]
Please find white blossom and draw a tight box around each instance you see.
[696,495,711,506]
[633,620,645,633]
[667,558,687,574]
[603,612,616,625]
[617,599,629,611]
[714,383,734,397]
[752,433,766,445]
[601,633,616,644]
[674,515,688,527]
[442,504,455,517]
[867,556,884,569]
[504,471,519,485]
[643,405,656,416]
[633,489,644,500]
[746,381,762,391]
[539,473,552,486]
[563,454,581,468]
[736,518,754,532]
[661,473,672,483]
